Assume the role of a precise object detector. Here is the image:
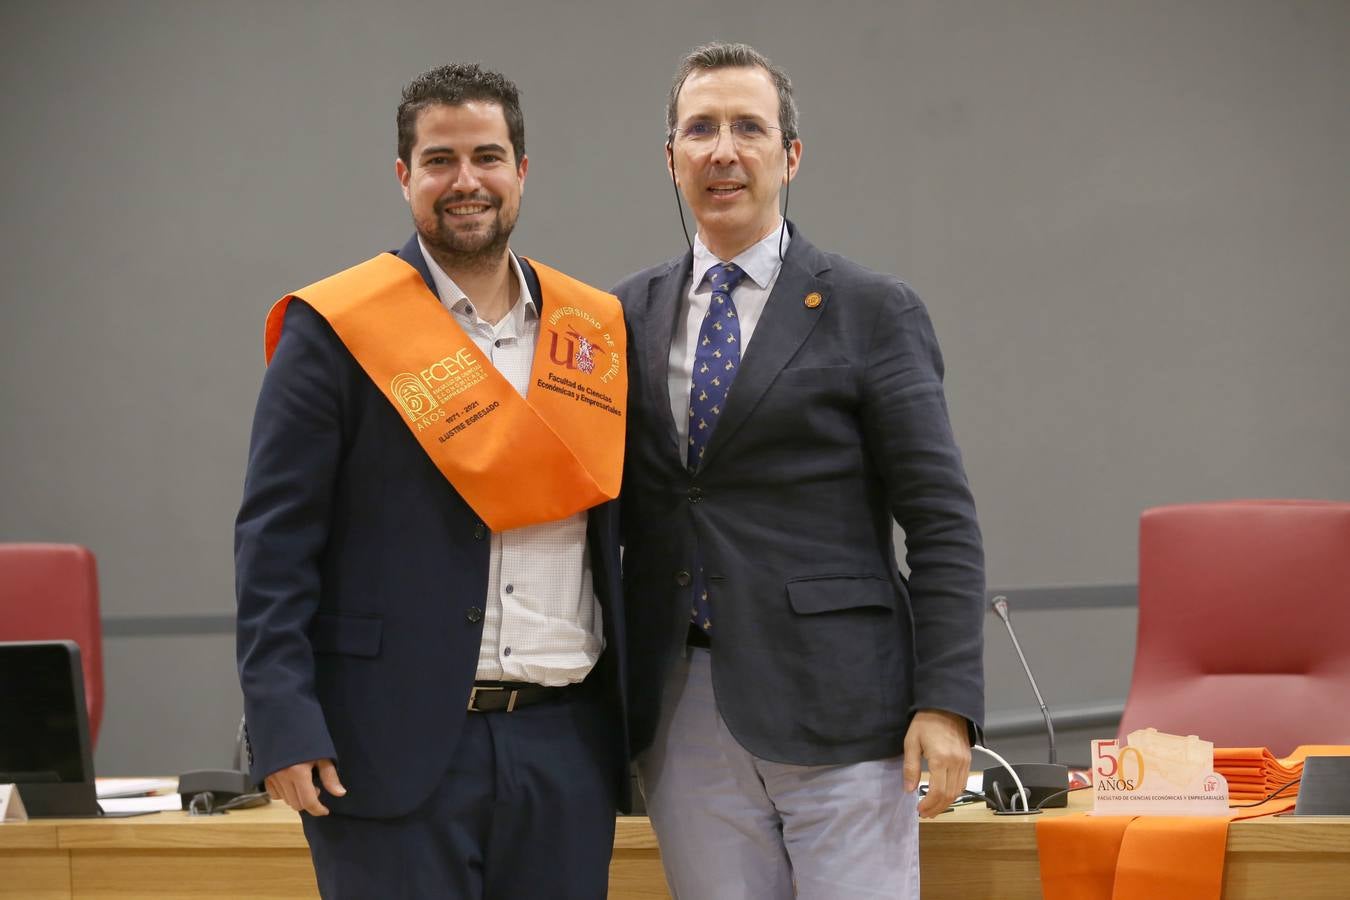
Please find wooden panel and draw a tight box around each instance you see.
[70,849,318,900]
[65,847,674,900]
[0,849,71,900]
[1228,816,1350,851]
[920,795,1053,899]
[0,800,1343,900]
[607,855,671,899]
[55,806,309,850]
[920,844,1041,900]
[611,817,667,897]
[0,821,60,850]
[613,816,661,850]
[56,818,308,850]
[1225,852,1350,900]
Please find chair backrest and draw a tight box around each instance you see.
[0,544,104,746]
[1117,500,1350,757]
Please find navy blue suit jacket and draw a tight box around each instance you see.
[236,236,629,818]
[615,225,984,765]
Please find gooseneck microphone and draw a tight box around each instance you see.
[991,595,1057,764]
[983,594,1071,811]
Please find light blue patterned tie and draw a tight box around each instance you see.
[688,262,747,633]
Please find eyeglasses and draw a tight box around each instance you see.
[672,119,784,147]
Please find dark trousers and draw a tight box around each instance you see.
[302,691,617,899]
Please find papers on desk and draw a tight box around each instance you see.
[96,777,180,814]
[100,793,183,814]
[97,777,177,798]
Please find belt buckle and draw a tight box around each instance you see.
[467,685,520,712]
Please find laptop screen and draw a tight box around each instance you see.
[0,640,94,784]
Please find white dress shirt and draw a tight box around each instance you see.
[668,221,791,451]
[418,237,603,686]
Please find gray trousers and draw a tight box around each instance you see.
[637,647,920,899]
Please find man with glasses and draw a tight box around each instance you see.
[615,43,985,898]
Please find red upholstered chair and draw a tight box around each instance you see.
[1117,500,1350,757]
[0,543,105,746]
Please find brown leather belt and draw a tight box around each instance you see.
[466,681,572,713]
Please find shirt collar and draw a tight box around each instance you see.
[417,235,537,323]
[692,218,790,290]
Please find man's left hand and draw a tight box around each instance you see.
[903,709,971,818]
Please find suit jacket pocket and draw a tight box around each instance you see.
[309,611,383,657]
[786,575,896,615]
[779,575,901,744]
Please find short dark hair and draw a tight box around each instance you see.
[666,42,799,141]
[397,64,525,166]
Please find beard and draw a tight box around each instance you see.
[416,192,519,274]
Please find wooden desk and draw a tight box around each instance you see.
[0,805,664,900]
[3,793,1347,898]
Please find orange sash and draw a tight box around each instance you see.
[265,253,626,531]
[1039,801,1292,900]
[1038,745,1350,900]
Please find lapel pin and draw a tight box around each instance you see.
[803,292,823,309]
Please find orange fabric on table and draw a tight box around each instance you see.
[1038,797,1299,900]
[1036,744,1350,900]
[1037,815,1134,900]
[1282,745,1350,764]
[1111,816,1229,899]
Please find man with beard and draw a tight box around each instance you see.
[236,64,629,899]
[615,43,984,898]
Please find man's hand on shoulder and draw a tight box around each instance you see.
[903,709,971,818]
[265,758,346,816]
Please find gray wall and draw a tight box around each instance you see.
[2,1,1347,776]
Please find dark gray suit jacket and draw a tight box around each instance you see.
[615,224,984,766]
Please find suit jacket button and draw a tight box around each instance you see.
[473,523,487,540]
[466,606,483,623]
[688,487,703,503]
[675,570,691,586]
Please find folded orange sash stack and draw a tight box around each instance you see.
[1215,745,1350,801]
[1037,745,1350,900]
[1213,747,1301,801]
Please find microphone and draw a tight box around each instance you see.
[984,594,1070,810]
[992,595,1057,764]
[777,148,790,262]
[666,140,694,253]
